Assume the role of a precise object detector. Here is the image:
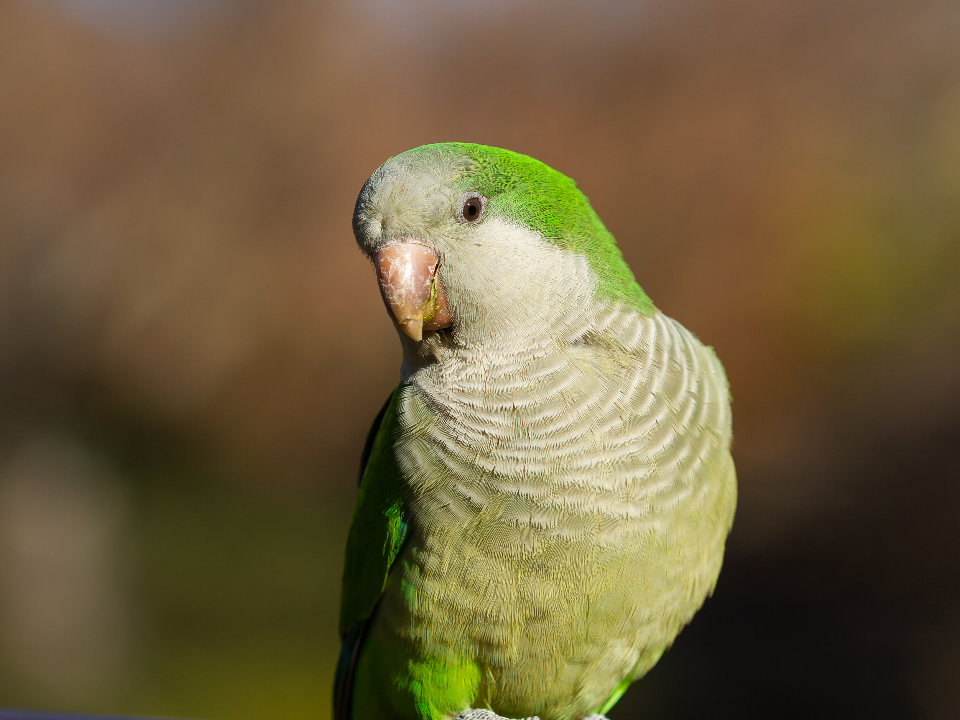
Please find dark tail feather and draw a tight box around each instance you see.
[333,622,368,720]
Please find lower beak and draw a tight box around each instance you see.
[373,242,452,341]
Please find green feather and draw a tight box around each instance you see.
[337,384,483,720]
[338,385,408,636]
[335,386,412,720]
[400,143,655,315]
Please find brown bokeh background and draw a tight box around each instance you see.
[1,0,959,718]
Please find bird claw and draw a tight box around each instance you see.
[453,711,608,720]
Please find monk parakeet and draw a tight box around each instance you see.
[335,144,736,720]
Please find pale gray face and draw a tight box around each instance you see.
[352,151,474,260]
[353,150,599,354]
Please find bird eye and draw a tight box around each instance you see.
[457,192,486,224]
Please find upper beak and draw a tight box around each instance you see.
[373,242,452,341]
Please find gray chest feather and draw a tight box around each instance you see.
[379,309,736,717]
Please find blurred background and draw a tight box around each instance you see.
[0,0,958,718]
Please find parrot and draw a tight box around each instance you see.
[335,143,736,720]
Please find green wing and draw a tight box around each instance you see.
[334,385,410,720]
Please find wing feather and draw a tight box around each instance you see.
[334,386,410,720]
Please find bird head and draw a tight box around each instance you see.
[352,144,654,355]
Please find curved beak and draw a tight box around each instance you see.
[373,242,452,341]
